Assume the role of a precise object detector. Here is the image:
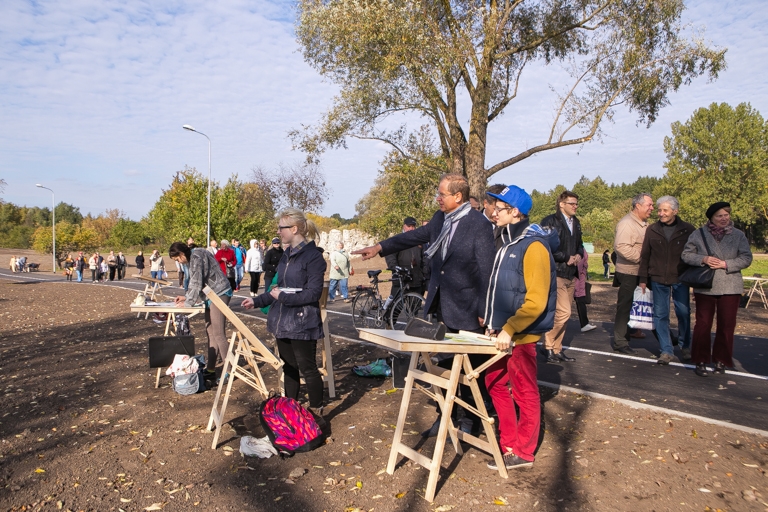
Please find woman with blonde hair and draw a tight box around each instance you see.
[242,208,327,418]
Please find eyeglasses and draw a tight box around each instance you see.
[563,202,579,207]
[493,206,512,213]
[277,225,294,230]
[435,190,457,199]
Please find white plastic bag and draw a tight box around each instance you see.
[165,354,199,377]
[240,435,278,458]
[627,286,653,330]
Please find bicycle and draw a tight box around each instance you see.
[351,266,426,331]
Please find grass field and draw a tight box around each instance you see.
[587,252,768,283]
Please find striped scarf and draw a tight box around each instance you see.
[425,202,472,260]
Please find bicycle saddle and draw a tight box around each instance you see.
[367,269,382,278]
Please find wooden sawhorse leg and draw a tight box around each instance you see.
[385,352,507,502]
[207,332,271,449]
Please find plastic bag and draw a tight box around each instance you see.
[627,286,653,330]
[240,435,278,458]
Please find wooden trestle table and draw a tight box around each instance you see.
[357,328,509,502]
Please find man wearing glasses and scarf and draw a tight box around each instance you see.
[354,173,495,434]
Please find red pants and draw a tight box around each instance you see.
[484,342,539,462]
[691,293,740,367]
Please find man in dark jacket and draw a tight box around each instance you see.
[638,196,695,364]
[355,173,495,434]
[385,217,424,296]
[540,191,583,363]
[262,237,283,291]
[117,252,127,280]
[355,174,494,332]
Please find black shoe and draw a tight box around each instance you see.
[694,363,709,377]
[557,351,576,362]
[421,417,444,438]
[545,349,561,364]
[487,452,533,470]
[614,346,636,355]
[712,362,725,375]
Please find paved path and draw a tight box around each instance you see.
[2,270,766,432]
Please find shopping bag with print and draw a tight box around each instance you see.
[628,286,653,330]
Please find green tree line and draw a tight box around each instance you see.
[357,102,768,250]
[1,163,331,268]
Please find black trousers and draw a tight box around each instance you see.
[276,338,323,408]
[249,271,261,294]
[108,267,117,281]
[575,296,590,328]
[613,272,639,348]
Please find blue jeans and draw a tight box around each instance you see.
[151,270,160,280]
[234,264,244,287]
[329,278,348,300]
[76,270,82,282]
[651,281,691,355]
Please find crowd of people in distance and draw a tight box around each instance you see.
[8,255,28,272]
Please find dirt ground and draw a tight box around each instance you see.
[0,250,767,512]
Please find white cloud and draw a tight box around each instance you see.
[0,0,766,221]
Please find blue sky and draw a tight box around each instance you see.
[1,0,766,221]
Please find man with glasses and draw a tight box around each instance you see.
[354,173,495,435]
[482,184,506,224]
[540,191,584,363]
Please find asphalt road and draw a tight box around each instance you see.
[2,269,766,432]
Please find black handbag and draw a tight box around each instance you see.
[404,317,447,340]
[679,228,715,289]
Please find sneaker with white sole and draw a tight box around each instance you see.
[487,451,533,470]
[581,324,597,332]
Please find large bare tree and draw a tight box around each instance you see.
[292,0,726,197]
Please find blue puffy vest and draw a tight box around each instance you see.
[484,228,557,334]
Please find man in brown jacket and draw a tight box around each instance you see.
[612,193,654,354]
[638,196,695,364]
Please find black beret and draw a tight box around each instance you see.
[706,202,730,220]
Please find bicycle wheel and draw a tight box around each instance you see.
[389,292,426,330]
[352,291,385,330]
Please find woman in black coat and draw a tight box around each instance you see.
[242,209,327,417]
[135,251,145,276]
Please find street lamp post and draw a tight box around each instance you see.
[36,184,56,273]
[182,125,212,248]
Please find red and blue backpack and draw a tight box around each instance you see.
[259,395,326,456]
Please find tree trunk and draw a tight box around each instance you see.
[465,74,493,200]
